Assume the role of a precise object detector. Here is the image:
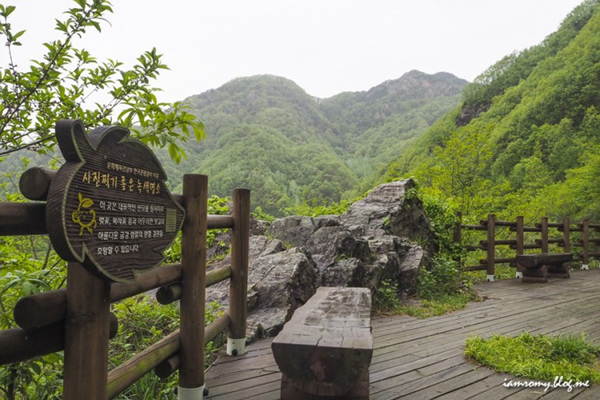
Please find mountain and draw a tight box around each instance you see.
[386,0,600,221]
[169,71,466,216]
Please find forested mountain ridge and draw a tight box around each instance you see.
[0,71,465,217]
[386,0,600,222]
[167,71,467,215]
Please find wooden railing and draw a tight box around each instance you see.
[0,169,250,399]
[455,213,600,281]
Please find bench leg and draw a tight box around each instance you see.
[521,265,548,283]
[547,263,570,279]
[281,371,370,400]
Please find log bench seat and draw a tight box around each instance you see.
[516,253,573,283]
[271,287,373,400]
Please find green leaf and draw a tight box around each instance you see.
[2,5,16,18]
[167,142,179,163]
[21,281,35,296]
[12,30,25,41]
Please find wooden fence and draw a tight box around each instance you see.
[0,168,250,399]
[455,213,600,281]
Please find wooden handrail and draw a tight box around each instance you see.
[13,263,183,330]
[107,329,181,399]
[2,158,251,398]
[0,314,118,365]
[458,214,599,276]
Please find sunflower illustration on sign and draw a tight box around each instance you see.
[46,120,185,283]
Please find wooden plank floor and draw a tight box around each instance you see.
[204,268,600,399]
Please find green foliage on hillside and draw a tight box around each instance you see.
[387,0,600,223]
[167,72,465,216]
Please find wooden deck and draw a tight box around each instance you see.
[204,268,600,399]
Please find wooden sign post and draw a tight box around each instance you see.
[45,119,185,398]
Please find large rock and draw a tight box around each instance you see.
[205,235,286,304]
[340,179,435,253]
[268,215,339,248]
[206,236,319,338]
[207,179,436,340]
[246,248,319,337]
[302,225,371,273]
[398,246,428,296]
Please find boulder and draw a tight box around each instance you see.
[246,248,319,337]
[340,179,435,253]
[207,179,436,339]
[321,258,366,287]
[205,235,286,304]
[302,225,371,273]
[398,246,428,297]
[268,215,339,248]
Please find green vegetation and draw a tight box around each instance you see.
[465,333,600,384]
[3,0,600,396]
[387,0,600,224]
[0,1,207,397]
[372,279,476,319]
[0,0,203,163]
[109,298,224,399]
[160,71,466,216]
[370,183,477,318]
[0,168,230,398]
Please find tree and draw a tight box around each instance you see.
[0,2,204,397]
[424,123,493,214]
[0,0,203,163]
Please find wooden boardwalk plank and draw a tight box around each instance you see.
[205,269,600,399]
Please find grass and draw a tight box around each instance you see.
[396,293,477,318]
[372,279,478,319]
[465,332,600,384]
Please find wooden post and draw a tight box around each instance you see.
[515,216,524,278]
[453,212,462,267]
[63,262,111,400]
[179,174,208,399]
[541,217,549,253]
[486,214,495,281]
[563,218,571,253]
[228,188,250,356]
[582,219,590,269]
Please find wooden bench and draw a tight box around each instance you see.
[516,253,573,283]
[271,287,373,400]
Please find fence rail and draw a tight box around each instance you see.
[0,168,250,399]
[455,213,599,281]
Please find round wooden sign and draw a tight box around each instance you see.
[46,120,185,283]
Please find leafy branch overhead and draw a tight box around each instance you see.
[0,0,204,163]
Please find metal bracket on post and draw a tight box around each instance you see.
[178,385,206,400]
[516,272,523,279]
[227,337,246,356]
[486,275,495,282]
[582,264,590,270]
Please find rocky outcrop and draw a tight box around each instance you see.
[340,179,435,253]
[205,178,433,339]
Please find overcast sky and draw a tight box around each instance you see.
[8,0,585,102]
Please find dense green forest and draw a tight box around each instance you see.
[161,71,467,216]
[386,0,600,223]
[3,0,600,223]
[1,71,466,216]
